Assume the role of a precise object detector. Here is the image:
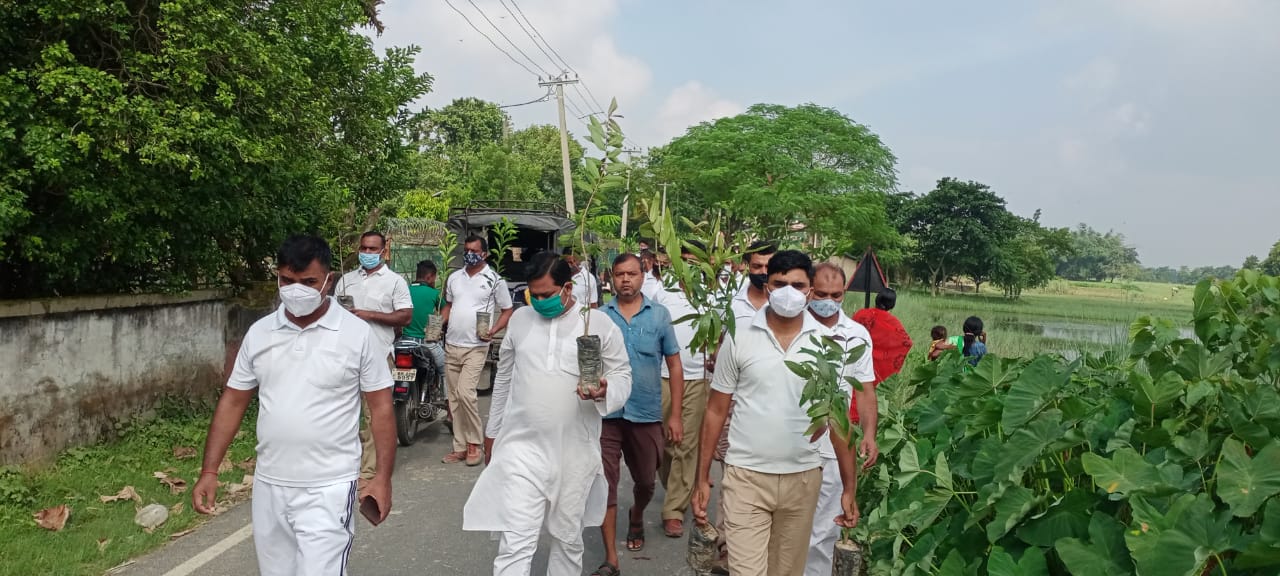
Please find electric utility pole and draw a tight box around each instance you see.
[620,147,642,239]
[539,74,580,214]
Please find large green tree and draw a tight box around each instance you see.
[1261,241,1280,276]
[654,103,900,251]
[1056,224,1140,282]
[903,178,1016,294]
[0,0,431,298]
[991,217,1073,299]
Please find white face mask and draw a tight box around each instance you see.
[279,277,328,317]
[768,285,809,318]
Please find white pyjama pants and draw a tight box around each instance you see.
[804,457,843,576]
[252,477,357,576]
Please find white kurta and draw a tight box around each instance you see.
[462,303,632,542]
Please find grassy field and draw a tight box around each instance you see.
[0,400,257,576]
[865,279,1195,371]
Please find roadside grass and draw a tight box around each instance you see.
[0,399,257,576]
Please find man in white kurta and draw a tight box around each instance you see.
[463,253,632,576]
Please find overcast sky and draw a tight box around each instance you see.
[371,0,1279,267]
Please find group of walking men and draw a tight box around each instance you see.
[194,231,902,576]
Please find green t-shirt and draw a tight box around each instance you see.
[403,283,441,339]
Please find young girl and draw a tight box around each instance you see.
[927,326,957,361]
[962,316,988,366]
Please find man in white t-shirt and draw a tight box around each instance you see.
[441,234,514,466]
[803,263,878,576]
[655,275,708,539]
[193,235,395,576]
[338,230,412,483]
[563,249,599,309]
[693,250,859,576]
[640,249,663,300]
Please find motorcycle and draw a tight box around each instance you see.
[390,338,448,446]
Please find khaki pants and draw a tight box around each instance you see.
[660,377,709,521]
[445,343,488,452]
[722,464,823,576]
[358,355,394,480]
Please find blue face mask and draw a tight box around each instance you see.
[358,252,381,270]
[463,252,484,267]
[808,298,841,318]
[531,288,567,318]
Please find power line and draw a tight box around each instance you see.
[506,0,609,113]
[497,0,561,72]
[442,0,540,78]
[464,0,553,78]
[499,89,553,109]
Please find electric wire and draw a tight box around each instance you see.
[464,0,553,78]
[442,0,540,78]
[506,0,609,113]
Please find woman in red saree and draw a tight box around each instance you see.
[850,289,913,422]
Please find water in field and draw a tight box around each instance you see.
[994,317,1195,345]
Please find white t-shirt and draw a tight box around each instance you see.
[338,265,412,357]
[817,312,876,459]
[446,265,513,348]
[227,301,392,487]
[641,273,662,300]
[712,308,835,474]
[571,265,599,307]
[656,289,705,381]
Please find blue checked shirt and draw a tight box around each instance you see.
[602,295,680,423]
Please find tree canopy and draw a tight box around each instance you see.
[0,0,431,298]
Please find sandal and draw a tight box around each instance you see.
[590,562,620,576]
[441,451,466,464]
[626,511,645,552]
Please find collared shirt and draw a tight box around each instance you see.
[655,289,705,381]
[227,300,392,487]
[711,307,836,474]
[445,265,513,348]
[571,265,599,307]
[602,295,680,423]
[339,265,412,357]
[730,286,764,322]
[817,311,875,459]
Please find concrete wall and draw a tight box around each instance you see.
[0,290,270,465]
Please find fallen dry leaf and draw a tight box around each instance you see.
[99,486,141,504]
[235,457,256,472]
[169,501,185,516]
[34,504,70,531]
[169,529,194,540]
[154,471,188,495]
[172,446,197,460]
[217,457,234,474]
[97,538,111,553]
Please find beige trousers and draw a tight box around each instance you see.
[722,464,823,576]
[358,355,394,480]
[660,377,709,521]
[445,343,488,452]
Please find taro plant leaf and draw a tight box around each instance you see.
[934,452,953,492]
[988,545,1050,576]
[1126,493,1231,576]
[1015,489,1093,547]
[1002,356,1070,430]
[994,409,1064,484]
[1171,426,1209,463]
[1216,437,1280,517]
[896,441,923,488]
[1131,370,1185,421]
[1173,342,1231,382]
[1055,514,1133,576]
[987,485,1041,543]
[1183,380,1216,410]
[1081,447,1162,497]
[1236,498,1280,569]
[957,355,1019,398]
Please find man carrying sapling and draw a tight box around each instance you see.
[692,250,860,576]
[463,252,632,576]
[803,263,878,576]
[440,234,513,466]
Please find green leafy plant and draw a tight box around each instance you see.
[786,335,867,448]
[490,217,518,277]
[571,100,630,336]
[852,270,1280,575]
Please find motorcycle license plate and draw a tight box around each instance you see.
[392,369,417,382]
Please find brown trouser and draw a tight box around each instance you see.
[601,419,664,510]
[660,377,709,520]
[445,343,488,453]
[358,355,394,480]
[722,464,823,576]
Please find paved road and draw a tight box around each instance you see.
[117,394,713,576]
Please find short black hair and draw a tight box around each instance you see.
[743,240,779,263]
[527,251,574,286]
[464,234,488,252]
[766,249,813,280]
[277,235,333,272]
[416,259,437,279]
[612,252,642,270]
[639,249,656,263]
[361,230,386,247]
[931,325,947,340]
[876,288,898,311]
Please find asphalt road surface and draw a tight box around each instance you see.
[116,393,714,576]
